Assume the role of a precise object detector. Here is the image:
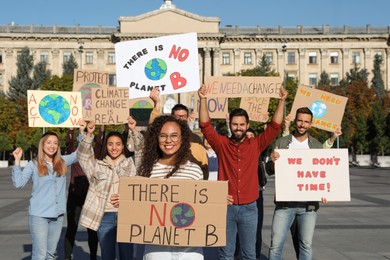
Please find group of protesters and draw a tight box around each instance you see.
[11,84,341,260]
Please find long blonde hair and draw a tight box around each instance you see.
[37,132,67,177]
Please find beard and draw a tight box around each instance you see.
[295,127,309,137]
[231,130,246,142]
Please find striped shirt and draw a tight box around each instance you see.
[149,161,203,180]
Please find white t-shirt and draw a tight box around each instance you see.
[289,136,310,150]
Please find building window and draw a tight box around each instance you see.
[352,52,360,64]
[330,73,339,86]
[330,52,339,64]
[63,51,71,63]
[0,73,3,85]
[109,74,117,86]
[244,52,252,65]
[85,51,94,64]
[287,73,296,79]
[108,52,116,64]
[309,74,317,87]
[309,52,317,64]
[287,52,295,64]
[265,52,273,63]
[222,52,230,65]
[0,51,2,63]
[40,51,49,63]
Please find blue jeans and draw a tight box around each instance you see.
[269,204,317,260]
[29,214,64,260]
[219,202,257,260]
[98,212,133,260]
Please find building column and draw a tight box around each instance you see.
[255,48,263,64]
[320,48,328,74]
[198,51,203,82]
[342,48,350,79]
[364,48,373,83]
[203,47,211,77]
[212,48,220,76]
[386,48,390,91]
[97,49,105,69]
[233,48,241,74]
[51,49,60,75]
[277,48,285,77]
[298,48,306,86]
[4,48,14,94]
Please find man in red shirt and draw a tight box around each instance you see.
[198,85,287,260]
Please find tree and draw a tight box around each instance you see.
[354,113,369,154]
[63,53,78,76]
[32,61,51,90]
[371,54,386,99]
[0,133,12,160]
[15,131,29,160]
[239,54,278,77]
[318,71,330,88]
[40,75,73,91]
[7,47,34,101]
[367,101,387,156]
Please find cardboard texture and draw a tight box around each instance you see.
[275,149,351,202]
[72,69,110,120]
[204,76,282,98]
[290,85,348,132]
[240,97,270,122]
[117,177,228,247]
[91,86,130,125]
[27,90,82,128]
[115,33,200,99]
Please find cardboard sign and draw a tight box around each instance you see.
[193,95,228,119]
[275,149,351,202]
[73,69,110,120]
[90,87,130,125]
[204,76,282,98]
[128,97,154,126]
[117,177,228,247]
[115,33,200,99]
[290,85,348,132]
[240,97,270,122]
[27,90,82,127]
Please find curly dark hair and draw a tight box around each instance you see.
[138,115,191,178]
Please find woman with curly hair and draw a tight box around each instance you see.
[139,115,204,259]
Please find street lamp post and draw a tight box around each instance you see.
[281,41,287,117]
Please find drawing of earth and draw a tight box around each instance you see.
[39,94,70,125]
[79,83,101,110]
[170,203,195,228]
[144,58,167,80]
[310,101,327,118]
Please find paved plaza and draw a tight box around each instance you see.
[0,166,389,260]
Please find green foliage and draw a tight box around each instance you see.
[63,53,78,76]
[0,133,13,160]
[7,47,34,101]
[32,61,51,90]
[354,114,369,154]
[15,131,29,160]
[40,74,73,91]
[367,101,388,155]
[371,54,386,98]
[318,71,331,88]
[239,54,279,77]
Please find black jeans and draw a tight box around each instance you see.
[64,191,98,260]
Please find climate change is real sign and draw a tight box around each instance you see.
[115,33,200,99]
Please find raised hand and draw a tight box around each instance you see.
[127,116,136,131]
[12,147,23,164]
[149,86,161,108]
[198,84,207,99]
[86,120,95,137]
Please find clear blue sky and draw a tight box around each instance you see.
[2,0,390,27]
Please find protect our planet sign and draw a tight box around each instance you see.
[27,90,82,128]
[115,33,200,99]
